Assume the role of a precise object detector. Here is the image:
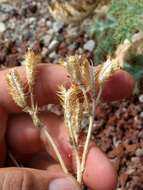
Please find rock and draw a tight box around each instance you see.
[140,111,143,118]
[0,22,6,33]
[49,51,57,59]
[68,43,77,51]
[139,94,143,103]
[48,39,59,51]
[53,21,64,33]
[27,17,36,25]
[42,47,48,57]
[46,20,52,28]
[135,148,143,157]
[83,40,95,52]
[66,25,79,40]
[42,34,52,47]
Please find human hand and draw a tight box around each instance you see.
[0,64,135,190]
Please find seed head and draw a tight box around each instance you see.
[7,69,27,109]
[62,55,93,92]
[25,48,41,89]
[58,84,83,145]
[98,57,114,84]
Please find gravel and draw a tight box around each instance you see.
[0,22,6,33]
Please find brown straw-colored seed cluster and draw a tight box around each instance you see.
[25,48,41,90]
[7,69,27,109]
[58,55,107,184]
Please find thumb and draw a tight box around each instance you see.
[0,165,80,190]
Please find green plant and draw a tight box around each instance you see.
[124,55,143,80]
[90,0,143,65]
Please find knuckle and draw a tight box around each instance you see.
[0,168,33,190]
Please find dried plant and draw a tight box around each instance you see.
[48,0,100,24]
[58,55,116,185]
[7,69,28,110]
[6,50,117,188]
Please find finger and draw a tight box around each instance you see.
[25,152,57,170]
[0,165,80,190]
[0,65,135,113]
[6,112,117,190]
[0,64,71,113]
[83,146,117,190]
[0,107,8,166]
[6,112,72,169]
[27,150,117,190]
[100,70,135,102]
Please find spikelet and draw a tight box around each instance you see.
[25,48,41,89]
[58,84,82,111]
[58,84,82,145]
[6,69,27,109]
[71,98,83,144]
[80,55,93,90]
[65,55,83,85]
[62,55,93,92]
[97,57,113,84]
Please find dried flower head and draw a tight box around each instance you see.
[62,55,93,92]
[71,98,83,144]
[6,69,27,109]
[80,55,93,90]
[25,48,41,89]
[58,84,82,111]
[65,55,83,84]
[98,57,114,84]
[58,84,83,145]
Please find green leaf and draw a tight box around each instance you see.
[89,0,143,66]
[123,55,143,80]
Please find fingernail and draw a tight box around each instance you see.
[49,177,80,190]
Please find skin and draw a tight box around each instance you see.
[0,64,135,190]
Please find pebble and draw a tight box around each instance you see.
[42,34,52,46]
[66,25,79,39]
[45,20,51,27]
[140,111,143,118]
[0,22,6,33]
[49,51,57,59]
[27,17,36,25]
[83,40,95,52]
[139,94,143,103]
[68,43,76,51]
[135,148,143,157]
[48,39,59,51]
[41,47,48,57]
[53,21,64,33]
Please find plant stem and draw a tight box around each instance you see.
[30,92,35,110]
[41,126,69,174]
[29,86,35,111]
[79,86,102,184]
[27,104,69,174]
[67,121,81,182]
[8,151,22,167]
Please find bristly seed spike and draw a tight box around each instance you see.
[6,69,28,109]
[25,48,41,90]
